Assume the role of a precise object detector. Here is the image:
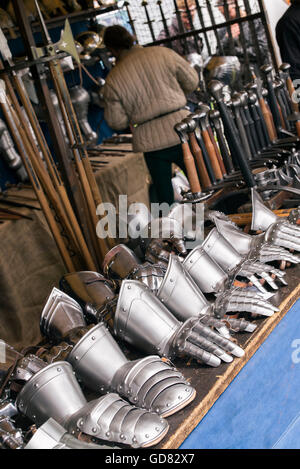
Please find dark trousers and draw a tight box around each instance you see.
[144,144,186,205]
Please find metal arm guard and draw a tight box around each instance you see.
[16,361,168,448]
[103,248,258,330]
[61,272,244,366]
[0,118,27,182]
[115,280,244,367]
[69,86,98,146]
[251,189,300,252]
[213,214,300,265]
[25,418,107,449]
[41,287,196,417]
[201,228,287,293]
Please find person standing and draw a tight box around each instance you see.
[276,0,300,82]
[102,25,199,205]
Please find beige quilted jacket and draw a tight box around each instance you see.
[103,45,199,152]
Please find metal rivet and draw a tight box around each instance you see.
[92,427,97,433]
[145,434,149,438]
[91,336,96,341]
[57,368,61,372]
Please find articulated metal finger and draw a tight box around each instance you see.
[214,288,280,318]
[224,318,257,333]
[268,268,287,285]
[191,321,244,358]
[176,340,221,367]
[266,225,300,252]
[258,244,300,264]
[199,314,231,339]
[237,262,278,291]
[241,261,286,288]
[187,331,233,363]
[239,272,268,294]
[277,222,300,236]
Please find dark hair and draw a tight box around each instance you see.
[103,25,135,51]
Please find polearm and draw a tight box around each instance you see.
[11,0,100,267]
[0,81,75,272]
[0,29,97,271]
[157,0,170,39]
[124,2,138,39]
[194,0,211,57]
[142,1,156,43]
[0,77,83,267]
[183,0,201,54]
[33,0,114,257]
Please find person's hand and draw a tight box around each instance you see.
[231,23,240,38]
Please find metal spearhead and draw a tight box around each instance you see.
[34,0,52,45]
[0,27,12,62]
[34,0,80,65]
[58,20,81,65]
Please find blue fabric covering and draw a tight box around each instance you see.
[180,298,300,449]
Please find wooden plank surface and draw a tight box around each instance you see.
[154,264,300,449]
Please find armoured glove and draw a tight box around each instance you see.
[40,287,196,417]
[103,243,167,293]
[0,342,168,448]
[212,215,300,265]
[140,217,187,262]
[183,245,279,319]
[16,361,169,448]
[61,271,246,367]
[201,228,288,294]
[103,244,275,322]
[251,189,300,252]
[125,206,188,265]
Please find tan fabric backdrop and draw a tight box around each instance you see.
[0,150,150,350]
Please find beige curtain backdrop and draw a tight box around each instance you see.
[0,151,150,350]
